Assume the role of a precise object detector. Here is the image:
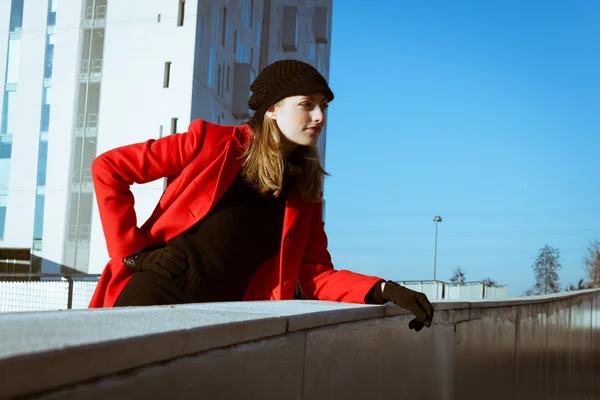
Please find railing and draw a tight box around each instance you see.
[66,223,92,242]
[71,167,93,185]
[85,5,107,23]
[75,113,98,130]
[397,280,508,300]
[80,58,103,76]
[0,273,100,313]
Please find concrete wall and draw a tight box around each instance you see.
[0,290,598,399]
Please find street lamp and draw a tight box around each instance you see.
[433,215,442,281]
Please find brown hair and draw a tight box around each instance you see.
[241,113,327,202]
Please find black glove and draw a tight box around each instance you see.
[123,246,188,278]
[372,280,434,332]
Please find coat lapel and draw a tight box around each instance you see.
[205,126,251,210]
[279,187,304,280]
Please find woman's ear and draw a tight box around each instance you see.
[265,104,277,120]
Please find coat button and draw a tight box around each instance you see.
[284,237,291,248]
[283,280,293,290]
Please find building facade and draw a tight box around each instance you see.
[0,0,332,274]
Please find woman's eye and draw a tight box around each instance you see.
[301,102,313,108]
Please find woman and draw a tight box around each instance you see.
[88,59,434,331]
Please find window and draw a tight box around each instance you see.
[242,0,251,28]
[241,0,248,26]
[225,19,232,47]
[226,65,230,92]
[313,7,329,44]
[6,36,22,84]
[250,0,254,28]
[177,0,185,27]
[171,118,178,134]
[90,29,104,75]
[217,64,222,96]
[33,193,45,240]
[40,86,52,132]
[9,0,24,32]
[85,0,107,22]
[47,0,57,25]
[86,82,101,129]
[0,137,10,190]
[44,33,56,79]
[71,137,96,185]
[233,30,237,54]
[282,7,299,52]
[37,140,48,186]
[0,195,7,240]
[208,46,215,86]
[0,142,11,159]
[221,7,227,47]
[256,21,261,47]
[163,62,172,88]
[213,5,219,36]
[1,90,17,135]
[66,192,95,248]
[79,29,104,77]
[197,20,203,48]
[67,193,79,242]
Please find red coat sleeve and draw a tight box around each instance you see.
[91,119,207,258]
[297,202,383,303]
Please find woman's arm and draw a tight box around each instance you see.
[298,203,434,329]
[92,119,208,258]
[297,202,383,303]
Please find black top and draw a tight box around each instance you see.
[166,151,305,302]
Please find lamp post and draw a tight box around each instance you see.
[433,215,442,281]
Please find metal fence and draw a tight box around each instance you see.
[0,275,507,313]
[0,274,100,313]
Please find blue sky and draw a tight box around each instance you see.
[323,0,600,296]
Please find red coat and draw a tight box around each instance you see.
[88,119,382,307]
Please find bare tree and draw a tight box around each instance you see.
[565,278,587,292]
[450,267,466,284]
[583,240,600,288]
[532,245,562,295]
[481,277,498,287]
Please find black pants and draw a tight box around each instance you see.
[113,263,244,307]
[114,271,189,306]
[114,269,307,306]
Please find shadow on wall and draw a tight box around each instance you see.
[0,248,82,279]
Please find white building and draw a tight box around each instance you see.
[0,0,332,274]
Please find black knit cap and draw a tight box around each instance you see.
[248,59,334,118]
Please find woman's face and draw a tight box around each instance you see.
[266,92,329,148]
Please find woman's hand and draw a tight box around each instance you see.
[381,281,434,332]
[123,247,188,278]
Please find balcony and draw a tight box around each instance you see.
[84,4,107,26]
[80,58,103,79]
[71,167,93,187]
[66,223,91,243]
[75,113,98,132]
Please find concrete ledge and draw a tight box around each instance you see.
[1,291,599,399]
